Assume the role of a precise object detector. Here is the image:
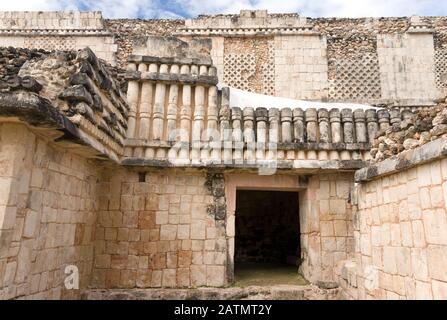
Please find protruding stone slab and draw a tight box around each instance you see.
[355,137,447,182]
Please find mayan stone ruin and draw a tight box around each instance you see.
[0,9,447,300]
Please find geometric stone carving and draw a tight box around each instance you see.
[435,49,447,88]
[223,37,275,96]
[24,36,76,52]
[328,52,381,101]
[262,40,275,96]
[224,52,256,92]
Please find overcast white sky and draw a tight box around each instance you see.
[1,0,446,19]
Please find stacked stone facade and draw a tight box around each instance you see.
[0,9,447,301]
[4,11,447,104]
[92,168,226,288]
[0,123,99,299]
[338,155,447,299]
[0,11,117,65]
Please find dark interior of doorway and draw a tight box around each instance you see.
[234,190,304,286]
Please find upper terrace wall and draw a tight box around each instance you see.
[174,12,443,105]
[2,10,447,106]
[0,11,117,64]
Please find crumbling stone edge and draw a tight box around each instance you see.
[204,171,226,221]
[355,137,447,182]
[0,90,81,140]
[122,158,366,170]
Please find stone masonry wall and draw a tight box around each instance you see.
[0,123,99,299]
[337,157,447,299]
[0,12,117,65]
[91,168,227,289]
[4,12,447,103]
[274,35,328,100]
[299,173,354,284]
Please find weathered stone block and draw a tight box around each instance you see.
[417,164,432,187]
[3,261,17,286]
[155,211,168,225]
[151,270,162,287]
[334,220,348,237]
[162,269,177,287]
[395,247,411,277]
[0,206,17,230]
[415,281,433,300]
[329,199,346,215]
[160,224,177,241]
[423,209,447,245]
[95,254,111,269]
[429,186,444,208]
[190,265,206,287]
[191,220,206,240]
[383,247,397,275]
[411,248,429,281]
[320,221,334,236]
[203,251,215,265]
[120,270,136,288]
[427,245,447,282]
[177,225,190,240]
[432,280,447,299]
[206,265,225,287]
[177,267,190,287]
[136,270,152,288]
[175,251,190,268]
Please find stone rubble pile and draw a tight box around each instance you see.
[370,103,447,162]
[0,46,129,160]
[104,19,184,69]
[0,47,47,93]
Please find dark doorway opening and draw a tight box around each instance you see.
[234,190,304,286]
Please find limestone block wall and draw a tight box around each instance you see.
[91,168,227,288]
[0,123,99,299]
[299,173,354,283]
[337,153,447,299]
[377,32,438,105]
[0,11,117,65]
[0,36,117,65]
[274,35,328,100]
[2,10,447,104]
[176,11,327,100]
[173,11,446,104]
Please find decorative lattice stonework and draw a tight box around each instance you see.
[262,40,276,95]
[435,49,447,88]
[328,52,381,101]
[223,37,275,95]
[224,53,256,92]
[24,36,76,52]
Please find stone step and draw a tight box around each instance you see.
[81,285,341,300]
